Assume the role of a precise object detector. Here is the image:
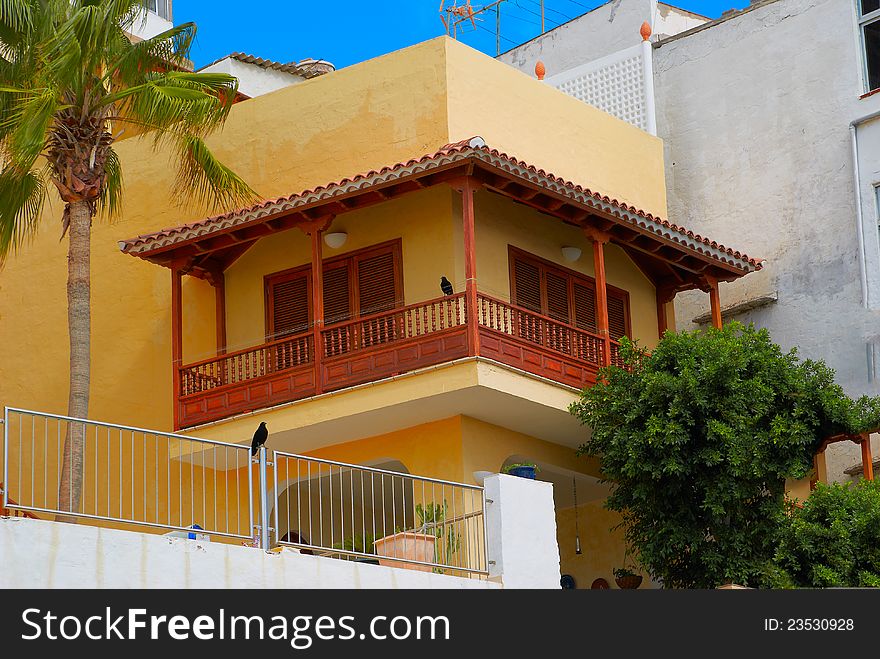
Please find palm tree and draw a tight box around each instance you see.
[0,1,255,521]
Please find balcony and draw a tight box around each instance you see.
[120,138,760,430]
[176,292,622,428]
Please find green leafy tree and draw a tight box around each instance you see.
[0,1,255,520]
[771,480,880,588]
[570,323,880,588]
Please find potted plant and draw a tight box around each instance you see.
[372,500,460,573]
[501,462,539,479]
[613,566,643,589]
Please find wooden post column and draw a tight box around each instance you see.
[656,286,675,337]
[300,217,333,395]
[706,276,723,329]
[584,227,612,367]
[861,433,875,481]
[459,178,480,356]
[206,269,227,356]
[170,263,184,430]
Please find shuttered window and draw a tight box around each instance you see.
[357,250,397,316]
[509,247,630,340]
[513,259,541,314]
[572,281,597,332]
[607,294,628,341]
[267,272,310,339]
[322,264,350,326]
[266,240,403,353]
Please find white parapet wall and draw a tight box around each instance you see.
[484,474,561,589]
[0,474,561,588]
[0,517,498,589]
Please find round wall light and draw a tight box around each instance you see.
[561,246,582,262]
[324,232,348,249]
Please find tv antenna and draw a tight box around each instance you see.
[440,0,508,56]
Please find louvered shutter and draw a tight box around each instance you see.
[545,271,570,323]
[357,251,397,316]
[608,293,628,340]
[357,250,398,347]
[271,275,309,338]
[513,258,541,313]
[573,281,597,332]
[545,270,571,353]
[322,263,351,325]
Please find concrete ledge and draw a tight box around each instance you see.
[0,517,499,589]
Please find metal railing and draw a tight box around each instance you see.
[2,407,254,540]
[2,407,489,577]
[273,452,488,576]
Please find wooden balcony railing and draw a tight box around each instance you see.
[176,291,626,427]
[476,293,606,367]
[321,293,466,358]
[180,332,313,396]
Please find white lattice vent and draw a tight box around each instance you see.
[546,44,648,132]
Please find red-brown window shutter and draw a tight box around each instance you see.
[269,273,310,339]
[607,293,628,340]
[545,271,571,323]
[356,251,397,316]
[513,258,542,313]
[323,263,351,325]
[573,281,597,332]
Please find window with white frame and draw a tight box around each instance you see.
[860,1,880,92]
[145,0,171,21]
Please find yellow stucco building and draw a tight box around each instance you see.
[0,37,760,588]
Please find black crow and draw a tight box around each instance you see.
[251,422,268,456]
[440,276,453,296]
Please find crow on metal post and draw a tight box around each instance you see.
[251,422,268,456]
[440,276,454,296]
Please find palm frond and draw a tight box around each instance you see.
[97,145,122,218]
[174,134,257,211]
[0,0,33,34]
[0,166,47,261]
[5,88,60,169]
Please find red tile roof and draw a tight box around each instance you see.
[119,137,763,273]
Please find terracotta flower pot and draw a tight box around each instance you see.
[615,574,643,589]
[372,532,436,572]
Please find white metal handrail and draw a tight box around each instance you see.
[2,407,490,578]
[2,407,255,540]
[273,450,489,576]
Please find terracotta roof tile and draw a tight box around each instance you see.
[120,137,763,273]
[200,53,335,79]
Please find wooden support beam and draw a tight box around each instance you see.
[657,286,675,337]
[459,178,480,356]
[584,227,612,367]
[209,271,227,355]
[862,433,875,481]
[170,264,183,430]
[706,276,722,329]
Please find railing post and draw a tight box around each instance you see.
[259,446,271,552]
[2,408,7,510]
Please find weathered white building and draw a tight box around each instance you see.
[501,0,880,481]
[127,0,174,42]
[198,53,335,99]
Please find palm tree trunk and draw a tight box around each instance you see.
[56,200,91,523]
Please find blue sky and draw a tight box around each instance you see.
[175,1,751,70]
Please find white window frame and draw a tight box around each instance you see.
[145,0,172,21]
[859,1,880,93]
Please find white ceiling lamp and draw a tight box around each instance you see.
[561,246,582,262]
[324,232,348,249]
